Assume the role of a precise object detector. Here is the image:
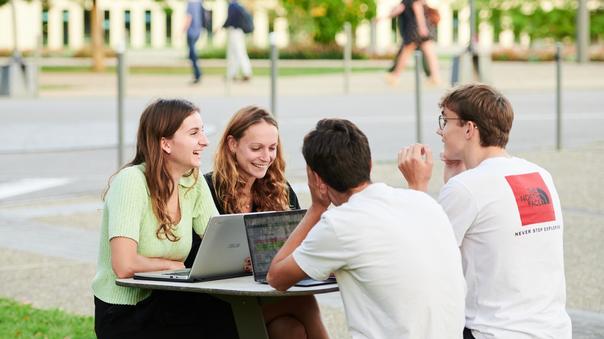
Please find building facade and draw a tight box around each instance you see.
[0,0,504,55]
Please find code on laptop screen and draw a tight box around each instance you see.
[245,211,305,277]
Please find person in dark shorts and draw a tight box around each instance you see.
[382,0,441,85]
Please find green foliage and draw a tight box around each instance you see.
[0,298,94,338]
[475,0,603,43]
[592,9,604,41]
[281,0,376,45]
[201,44,368,59]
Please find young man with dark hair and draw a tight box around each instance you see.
[398,84,572,339]
[268,118,465,338]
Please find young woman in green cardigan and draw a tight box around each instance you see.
[186,106,329,339]
[92,99,238,338]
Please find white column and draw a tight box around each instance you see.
[273,17,288,48]
[69,4,84,49]
[252,6,268,48]
[213,0,228,48]
[110,6,125,49]
[356,21,370,49]
[153,9,166,48]
[437,1,453,46]
[171,3,187,49]
[458,6,470,46]
[499,29,514,47]
[478,21,493,49]
[376,0,399,54]
[131,7,145,48]
[0,5,11,49]
[47,7,62,50]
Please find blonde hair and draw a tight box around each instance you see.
[213,106,289,213]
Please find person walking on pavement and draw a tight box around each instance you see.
[184,0,204,84]
[223,0,253,81]
[381,0,441,86]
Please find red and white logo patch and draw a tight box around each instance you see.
[505,172,555,226]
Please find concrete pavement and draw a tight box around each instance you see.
[1,142,604,338]
[0,59,603,337]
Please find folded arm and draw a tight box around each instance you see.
[110,237,185,279]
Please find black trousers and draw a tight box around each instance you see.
[463,327,476,339]
[95,290,238,339]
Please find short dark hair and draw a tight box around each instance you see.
[439,83,514,148]
[302,119,371,192]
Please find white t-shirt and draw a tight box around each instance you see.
[439,156,572,339]
[293,183,466,339]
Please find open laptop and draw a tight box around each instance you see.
[244,210,336,287]
[134,213,251,282]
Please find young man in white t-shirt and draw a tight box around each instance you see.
[398,84,572,339]
[267,119,465,339]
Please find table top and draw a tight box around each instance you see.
[116,275,339,297]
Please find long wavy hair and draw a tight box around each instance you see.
[105,99,199,242]
[213,106,289,213]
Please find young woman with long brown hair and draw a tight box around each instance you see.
[92,99,238,338]
[186,106,329,339]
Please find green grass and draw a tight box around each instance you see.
[41,65,385,77]
[0,298,94,339]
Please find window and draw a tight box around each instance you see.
[42,8,49,46]
[124,10,131,46]
[103,10,110,45]
[144,10,152,46]
[62,10,69,46]
[452,9,459,44]
[83,10,91,43]
[165,10,172,46]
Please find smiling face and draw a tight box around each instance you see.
[436,107,468,161]
[228,120,279,183]
[162,112,208,174]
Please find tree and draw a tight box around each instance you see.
[474,0,602,44]
[281,0,376,45]
[90,0,104,72]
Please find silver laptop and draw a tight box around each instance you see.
[244,210,337,287]
[134,213,251,282]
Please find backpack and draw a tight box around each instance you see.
[424,5,440,26]
[239,6,254,34]
[201,5,212,31]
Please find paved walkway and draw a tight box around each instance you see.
[1,143,603,338]
[0,59,603,337]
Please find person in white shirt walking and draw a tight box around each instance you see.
[268,118,466,339]
[398,83,572,339]
[223,0,253,81]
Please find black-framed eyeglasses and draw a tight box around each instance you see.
[438,115,462,130]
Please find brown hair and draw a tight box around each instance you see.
[105,99,199,242]
[439,83,514,148]
[212,106,289,213]
[303,119,371,193]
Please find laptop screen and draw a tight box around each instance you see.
[244,210,306,280]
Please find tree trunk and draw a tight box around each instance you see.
[91,0,105,72]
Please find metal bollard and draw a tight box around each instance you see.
[116,42,126,168]
[555,43,562,151]
[33,35,42,97]
[414,50,422,143]
[225,29,232,96]
[269,32,278,118]
[344,22,352,94]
